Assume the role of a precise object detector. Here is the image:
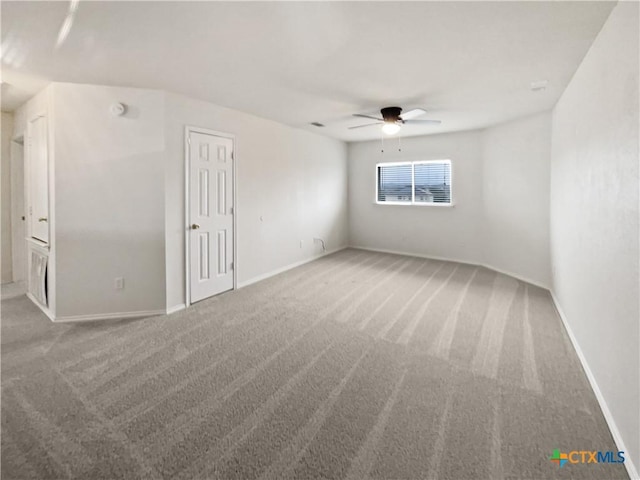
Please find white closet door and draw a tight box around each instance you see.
[29,116,49,243]
[188,131,234,303]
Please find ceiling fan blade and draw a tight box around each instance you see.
[353,113,383,121]
[404,119,442,125]
[348,122,382,130]
[400,108,427,120]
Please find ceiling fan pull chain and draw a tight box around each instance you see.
[380,133,384,154]
[398,135,402,152]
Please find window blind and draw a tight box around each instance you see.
[377,161,451,205]
[414,162,451,204]
[377,164,413,203]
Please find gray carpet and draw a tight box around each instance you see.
[1,249,628,480]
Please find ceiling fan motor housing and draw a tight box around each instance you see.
[381,106,403,123]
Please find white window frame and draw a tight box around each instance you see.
[375,159,453,206]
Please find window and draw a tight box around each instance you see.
[376,160,452,205]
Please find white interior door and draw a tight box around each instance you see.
[28,116,49,244]
[11,140,26,282]
[188,131,234,303]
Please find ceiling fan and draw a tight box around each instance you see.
[349,106,441,134]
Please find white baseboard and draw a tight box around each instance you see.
[551,292,639,480]
[349,245,550,290]
[166,303,186,315]
[54,309,165,323]
[237,245,348,289]
[485,263,549,291]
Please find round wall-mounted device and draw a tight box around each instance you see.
[110,103,127,116]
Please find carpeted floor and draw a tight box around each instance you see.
[1,249,628,479]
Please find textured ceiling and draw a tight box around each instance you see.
[1,1,615,141]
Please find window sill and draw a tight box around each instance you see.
[374,201,455,207]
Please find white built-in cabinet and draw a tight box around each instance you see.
[28,242,48,306]
[24,109,53,318]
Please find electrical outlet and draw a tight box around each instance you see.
[115,277,124,290]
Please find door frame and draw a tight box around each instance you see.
[184,125,237,308]
[11,133,27,283]
[26,113,50,245]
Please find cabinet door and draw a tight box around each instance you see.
[28,247,48,307]
[29,116,49,243]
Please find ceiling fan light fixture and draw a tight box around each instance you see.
[349,106,440,133]
[382,122,401,135]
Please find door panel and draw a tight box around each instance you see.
[29,116,48,243]
[11,141,26,282]
[189,131,234,303]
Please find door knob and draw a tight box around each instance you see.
[191,224,200,230]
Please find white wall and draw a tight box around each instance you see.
[14,83,347,317]
[53,83,166,318]
[550,2,639,475]
[348,118,552,287]
[164,93,348,310]
[482,112,551,286]
[349,130,484,264]
[1,112,14,283]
